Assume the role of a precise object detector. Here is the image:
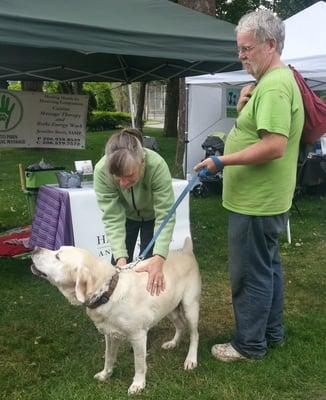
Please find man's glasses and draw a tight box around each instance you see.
[237,45,256,55]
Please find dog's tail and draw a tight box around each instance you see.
[182,237,193,254]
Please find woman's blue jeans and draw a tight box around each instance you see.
[228,211,288,359]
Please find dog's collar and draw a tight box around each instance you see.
[86,273,119,309]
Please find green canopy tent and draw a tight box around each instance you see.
[0,0,240,83]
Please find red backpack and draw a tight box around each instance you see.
[290,65,326,144]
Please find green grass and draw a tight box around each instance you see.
[0,129,326,399]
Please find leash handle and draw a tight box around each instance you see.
[139,174,199,260]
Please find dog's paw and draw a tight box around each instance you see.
[184,358,197,370]
[128,380,146,395]
[161,339,177,349]
[94,369,112,382]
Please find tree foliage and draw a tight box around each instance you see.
[83,82,116,112]
[7,81,21,91]
[273,0,321,19]
[216,0,262,23]
[215,0,322,22]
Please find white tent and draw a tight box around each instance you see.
[185,1,326,176]
[282,0,326,87]
[187,1,326,87]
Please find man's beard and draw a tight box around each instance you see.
[242,61,253,73]
[242,61,259,79]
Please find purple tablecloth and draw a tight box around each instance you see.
[29,186,74,250]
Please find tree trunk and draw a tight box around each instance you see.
[111,83,129,112]
[58,82,83,95]
[174,0,216,178]
[135,82,146,131]
[21,81,43,92]
[72,82,83,95]
[178,0,216,15]
[58,82,72,94]
[164,78,179,137]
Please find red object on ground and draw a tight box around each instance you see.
[0,226,31,257]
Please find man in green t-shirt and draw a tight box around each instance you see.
[195,9,304,361]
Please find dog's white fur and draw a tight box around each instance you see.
[31,238,201,394]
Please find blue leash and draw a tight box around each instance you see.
[139,174,199,260]
[117,162,221,271]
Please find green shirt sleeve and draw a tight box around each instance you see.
[93,157,128,260]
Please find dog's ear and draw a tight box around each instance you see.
[75,266,95,303]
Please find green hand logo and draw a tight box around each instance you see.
[0,94,16,129]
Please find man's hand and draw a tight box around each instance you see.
[135,255,165,296]
[237,84,256,113]
[194,157,219,174]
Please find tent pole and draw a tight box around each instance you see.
[128,84,135,128]
[184,83,189,180]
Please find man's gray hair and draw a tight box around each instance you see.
[236,9,285,55]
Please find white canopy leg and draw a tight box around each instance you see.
[286,219,291,244]
[128,84,135,128]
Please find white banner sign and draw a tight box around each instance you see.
[0,90,88,148]
[225,87,240,118]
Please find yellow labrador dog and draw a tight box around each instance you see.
[31,238,201,394]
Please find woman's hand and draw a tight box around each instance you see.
[135,255,165,296]
[116,257,127,267]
